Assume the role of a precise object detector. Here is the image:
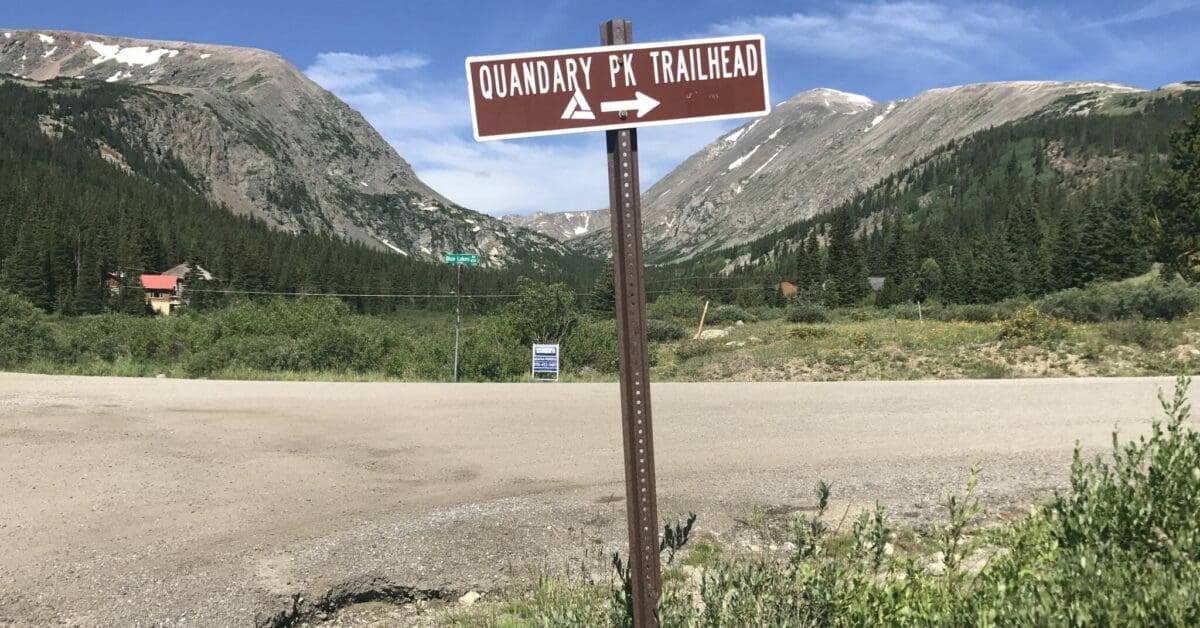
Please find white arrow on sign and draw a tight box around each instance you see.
[600,91,661,118]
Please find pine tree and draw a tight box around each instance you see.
[942,255,968,304]
[1074,200,1150,284]
[1151,103,1200,281]
[0,220,49,310]
[824,211,868,306]
[796,229,824,291]
[588,262,616,315]
[1004,199,1049,296]
[972,237,1016,303]
[914,258,943,303]
[1050,208,1082,290]
[73,241,107,315]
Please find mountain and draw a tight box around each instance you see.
[502,209,608,241]
[0,77,594,316]
[0,29,568,268]
[645,84,1200,306]
[569,82,1150,261]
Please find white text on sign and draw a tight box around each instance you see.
[475,41,761,101]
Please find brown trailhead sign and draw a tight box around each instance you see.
[465,35,769,141]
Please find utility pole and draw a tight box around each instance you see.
[602,18,662,627]
[453,261,463,382]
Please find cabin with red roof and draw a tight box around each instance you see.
[139,274,181,316]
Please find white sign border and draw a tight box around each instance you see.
[465,34,771,142]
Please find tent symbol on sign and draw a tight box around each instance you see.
[561,88,596,120]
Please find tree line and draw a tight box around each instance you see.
[649,91,1200,307]
[0,80,594,316]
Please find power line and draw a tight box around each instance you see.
[186,288,523,299]
[186,282,789,300]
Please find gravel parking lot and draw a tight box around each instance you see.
[0,374,1181,625]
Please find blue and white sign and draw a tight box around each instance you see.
[532,343,560,380]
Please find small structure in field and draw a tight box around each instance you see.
[868,276,887,292]
[140,275,181,316]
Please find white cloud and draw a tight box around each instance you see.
[1091,0,1200,26]
[306,49,737,215]
[392,120,734,215]
[305,51,428,90]
[709,2,1072,75]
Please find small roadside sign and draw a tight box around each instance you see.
[532,344,560,381]
[466,34,769,141]
[443,252,479,265]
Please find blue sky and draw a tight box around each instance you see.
[5,1,1199,215]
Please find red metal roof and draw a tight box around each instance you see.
[140,275,178,291]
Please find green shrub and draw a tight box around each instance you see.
[998,306,1069,345]
[887,301,940,320]
[503,278,579,345]
[746,305,786,321]
[845,308,876,321]
[823,352,855,367]
[705,304,754,325]
[459,315,526,381]
[848,329,876,349]
[646,318,685,342]
[675,340,720,361]
[563,318,619,373]
[937,303,1007,322]
[460,379,1200,626]
[1100,320,1184,351]
[0,290,49,368]
[788,325,832,340]
[1038,278,1200,322]
[647,291,704,321]
[786,303,830,323]
[383,334,452,381]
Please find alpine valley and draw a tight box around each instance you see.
[0,29,573,269]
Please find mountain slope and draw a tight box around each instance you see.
[644,85,1200,306]
[502,209,609,241]
[571,82,1146,261]
[0,29,568,268]
[0,78,592,315]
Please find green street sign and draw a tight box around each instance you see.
[443,252,479,265]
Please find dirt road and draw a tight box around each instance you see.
[0,374,1185,625]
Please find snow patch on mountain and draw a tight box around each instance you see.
[723,119,761,145]
[751,147,785,178]
[37,34,54,44]
[727,143,762,171]
[86,40,179,67]
[722,127,748,144]
[816,88,873,107]
[865,102,898,132]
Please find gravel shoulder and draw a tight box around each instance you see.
[0,374,1181,626]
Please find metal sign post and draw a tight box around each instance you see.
[443,253,479,382]
[464,21,769,626]
[602,19,660,627]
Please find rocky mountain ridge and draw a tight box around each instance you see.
[567,81,1151,261]
[501,209,608,242]
[0,29,568,268]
